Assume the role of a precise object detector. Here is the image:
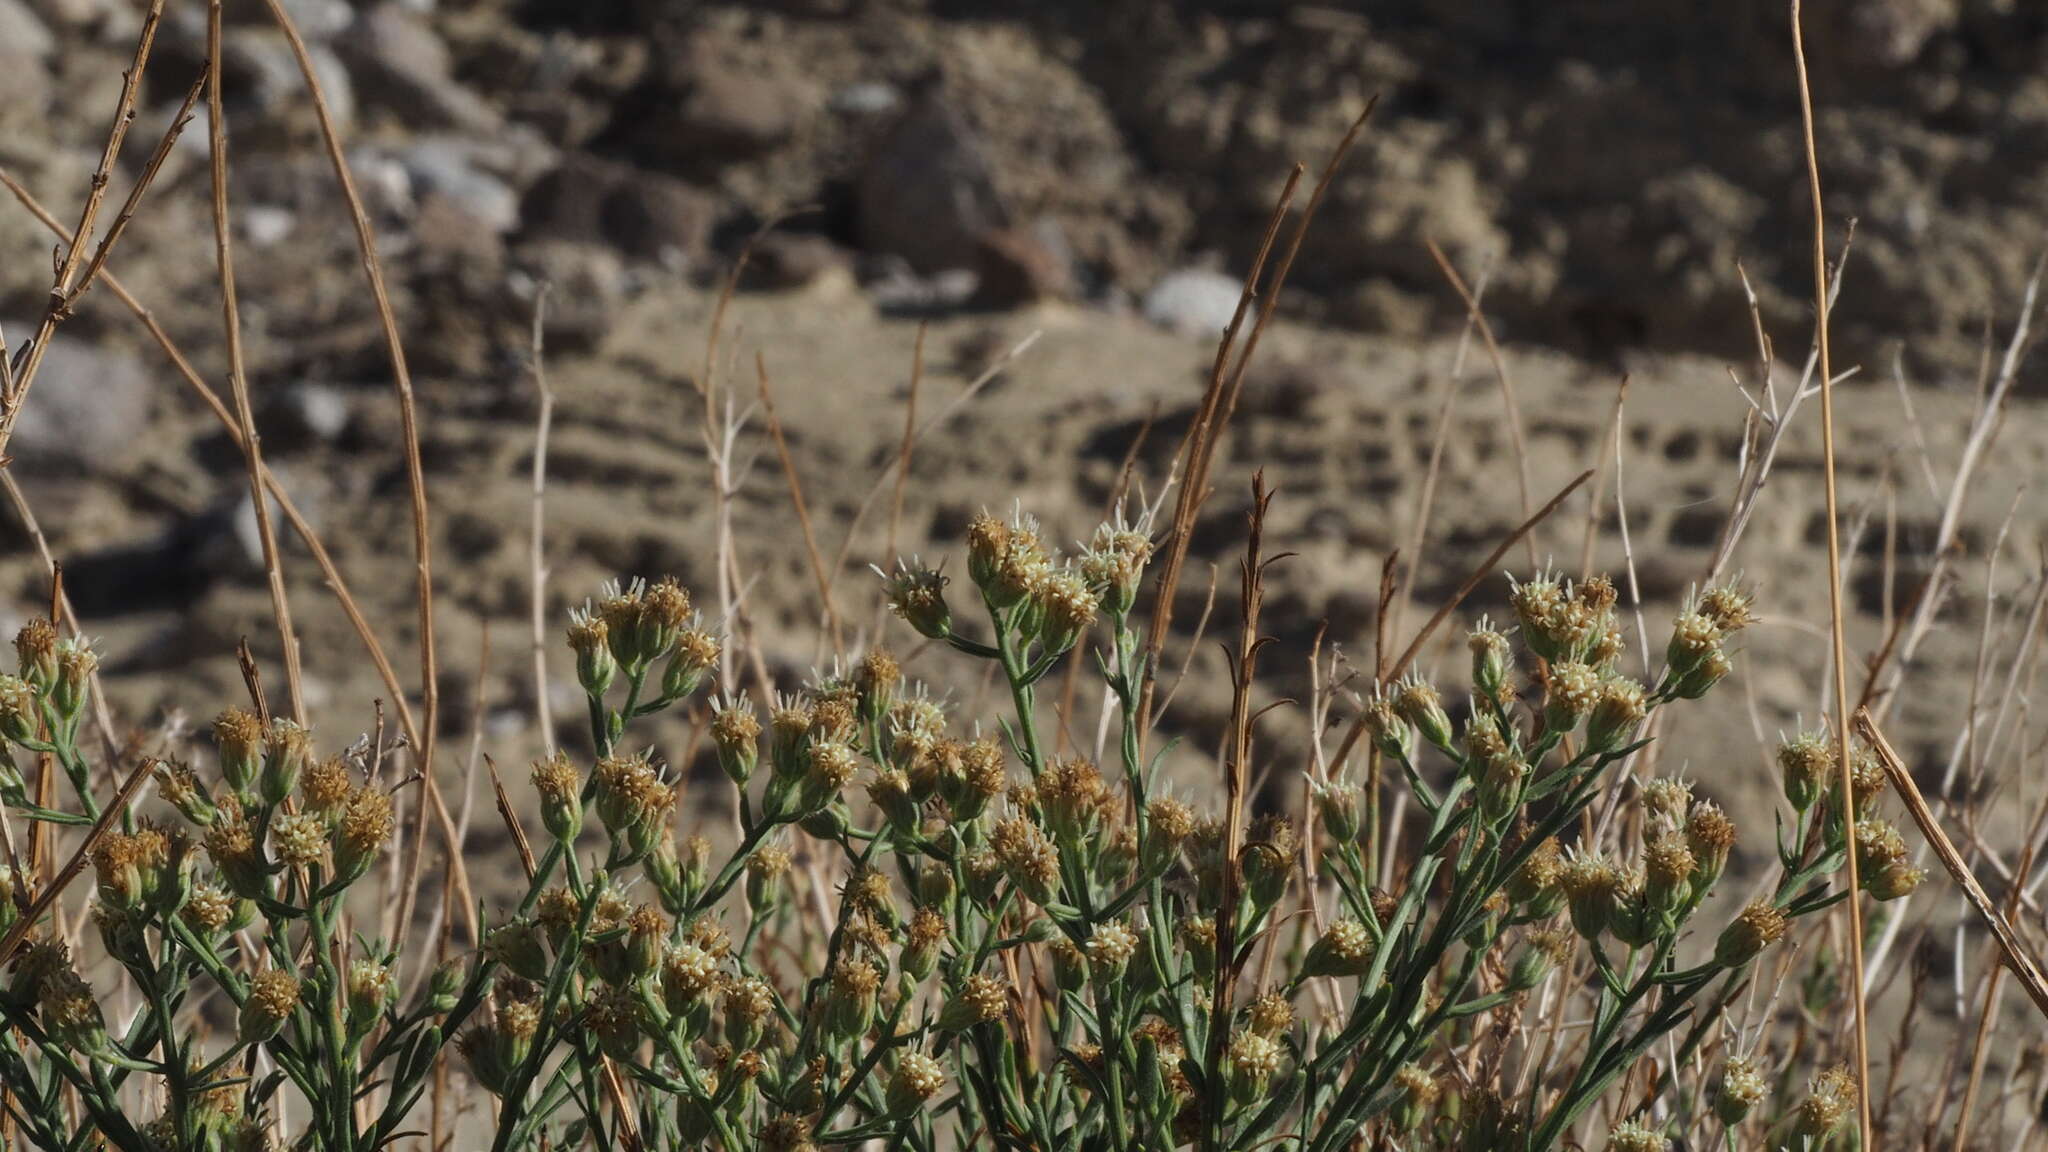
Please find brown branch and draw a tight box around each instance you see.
[1854,709,2048,1024]
[0,755,156,966]
[0,0,166,446]
[258,0,442,954]
[205,3,305,727]
[1792,5,1872,1138]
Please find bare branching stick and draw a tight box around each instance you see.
[1204,473,1278,1152]
[0,0,166,446]
[1855,709,2048,1023]
[259,0,442,953]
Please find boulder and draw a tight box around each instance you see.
[338,4,498,132]
[521,155,713,265]
[969,226,1067,309]
[5,333,153,472]
[855,76,1008,275]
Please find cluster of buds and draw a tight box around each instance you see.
[1510,572,1624,668]
[592,751,677,862]
[1853,818,1925,901]
[1554,781,1738,951]
[1661,583,1754,700]
[954,508,1103,656]
[9,618,96,732]
[567,576,718,700]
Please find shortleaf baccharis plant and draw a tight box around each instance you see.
[0,516,1917,1151]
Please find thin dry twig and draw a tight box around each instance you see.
[202,8,304,737]
[1855,709,2048,1023]
[1424,237,1535,565]
[529,288,557,753]
[1204,474,1281,1149]
[756,353,843,652]
[0,756,155,967]
[0,0,166,443]
[1791,8,1872,1141]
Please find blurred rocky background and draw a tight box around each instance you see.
[0,0,2041,804]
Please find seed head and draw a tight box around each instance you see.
[14,618,56,689]
[1587,677,1648,752]
[1036,566,1099,655]
[662,625,719,699]
[886,1051,946,1116]
[991,815,1060,906]
[1778,731,1835,813]
[346,958,397,1030]
[1866,859,1926,901]
[1560,849,1625,940]
[214,708,265,795]
[1362,693,1414,763]
[936,973,1008,1032]
[1468,619,1512,698]
[1642,832,1696,913]
[272,812,328,868]
[239,968,300,1044]
[1085,920,1139,979]
[334,787,395,883]
[1714,901,1788,967]
[1039,756,1105,842]
[723,975,776,1048]
[662,942,720,1012]
[1545,663,1603,732]
[301,756,353,817]
[1393,1064,1441,1131]
[1685,802,1737,895]
[1698,583,1756,633]
[1508,837,1566,916]
[567,607,615,696]
[1604,1120,1668,1152]
[1225,1030,1284,1105]
[1303,919,1376,980]
[259,719,313,807]
[182,883,238,934]
[1714,1056,1768,1126]
[1394,676,1453,752]
[38,967,106,1053]
[1793,1065,1858,1140]
[1248,991,1295,1038]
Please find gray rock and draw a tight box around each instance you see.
[520,154,713,266]
[338,3,497,133]
[5,333,153,471]
[1141,268,1244,338]
[0,0,53,59]
[856,78,1009,274]
[970,226,1067,310]
[399,139,519,234]
[271,0,353,40]
[630,35,810,172]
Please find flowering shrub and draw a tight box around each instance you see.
[0,510,1921,1151]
